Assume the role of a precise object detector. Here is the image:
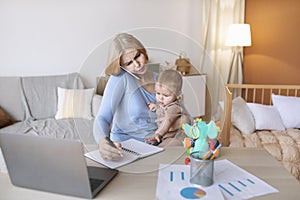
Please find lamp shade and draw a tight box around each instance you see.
[225,24,251,47]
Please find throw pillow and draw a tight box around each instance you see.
[0,107,15,128]
[21,73,84,120]
[246,103,285,131]
[231,96,255,135]
[55,87,94,120]
[271,94,300,129]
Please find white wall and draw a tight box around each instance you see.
[0,0,203,79]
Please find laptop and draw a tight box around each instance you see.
[0,133,118,199]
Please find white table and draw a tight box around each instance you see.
[0,147,299,199]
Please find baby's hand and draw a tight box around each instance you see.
[145,133,162,144]
[147,102,157,112]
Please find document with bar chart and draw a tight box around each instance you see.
[156,164,224,200]
[214,159,278,200]
[156,159,278,200]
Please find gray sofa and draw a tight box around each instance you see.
[0,72,100,146]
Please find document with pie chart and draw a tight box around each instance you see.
[156,159,278,200]
[156,164,224,200]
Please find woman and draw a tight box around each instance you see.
[93,33,158,161]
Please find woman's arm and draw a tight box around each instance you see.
[93,75,126,161]
[93,75,125,143]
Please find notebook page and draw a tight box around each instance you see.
[85,149,139,169]
[121,139,164,158]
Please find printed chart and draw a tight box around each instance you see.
[156,164,224,200]
[218,178,256,197]
[156,160,278,200]
[214,160,278,200]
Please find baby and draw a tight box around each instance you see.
[145,69,191,146]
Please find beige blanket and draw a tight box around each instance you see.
[230,126,300,181]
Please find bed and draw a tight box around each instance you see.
[219,84,300,181]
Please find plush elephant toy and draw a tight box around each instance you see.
[182,118,220,159]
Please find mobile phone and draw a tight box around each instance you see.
[120,67,141,80]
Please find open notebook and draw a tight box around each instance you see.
[85,139,164,169]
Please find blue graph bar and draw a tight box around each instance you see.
[181,172,185,180]
[229,182,241,192]
[247,178,255,184]
[170,171,173,182]
[238,180,247,187]
[218,184,234,196]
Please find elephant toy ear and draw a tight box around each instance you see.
[207,121,218,138]
[182,123,190,136]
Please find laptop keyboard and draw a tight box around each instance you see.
[89,178,104,192]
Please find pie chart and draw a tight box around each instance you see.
[180,187,206,199]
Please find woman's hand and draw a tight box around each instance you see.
[98,138,123,161]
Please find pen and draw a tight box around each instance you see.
[202,143,222,160]
[202,150,212,160]
[105,137,124,157]
[210,143,222,160]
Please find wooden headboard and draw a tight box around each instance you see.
[219,84,300,147]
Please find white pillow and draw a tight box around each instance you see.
[272,94,300,129]
[246,103,285,131]
[55,87,94,120]
[231,97,255,135]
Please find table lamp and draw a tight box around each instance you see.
[226,24,251,84]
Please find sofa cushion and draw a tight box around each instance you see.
[21,73,84,120]
[0,77,24,121]
[55,87,94,120]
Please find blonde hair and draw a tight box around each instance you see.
[105,33,148,76]
[157,69,182,96]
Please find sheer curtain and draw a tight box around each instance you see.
[200,0,245,120]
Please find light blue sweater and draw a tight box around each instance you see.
[93,70,157,143]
